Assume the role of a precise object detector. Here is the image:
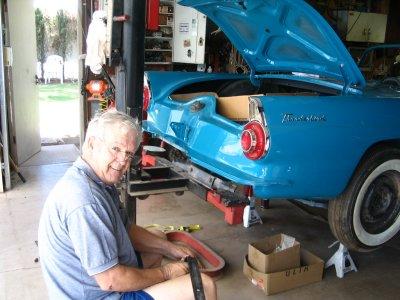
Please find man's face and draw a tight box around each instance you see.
[90,126,137,185]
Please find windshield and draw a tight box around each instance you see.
[355,46,400,80]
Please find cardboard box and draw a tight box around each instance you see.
[159,15,167,25]
[248,234,300,273]
[164,53,172,62]
[216,95,262,121]
[159,5,170,13]
[243,249,324,295]
[217,92,317,121]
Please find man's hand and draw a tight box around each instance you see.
[168,244,197,261]
[160,261,189,280]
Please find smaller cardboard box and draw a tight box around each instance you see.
[159,15,167,25]
[243,249,324,295]
[248,234,300,273]
[159,5,170,13]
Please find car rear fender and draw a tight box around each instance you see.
[257,94,400,198]
[144,81,400,199]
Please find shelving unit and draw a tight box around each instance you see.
[145,37,172,40]
[144,0,175,70]
[145,62,173,65]
[144,0,207,69]
[145,49,172,52]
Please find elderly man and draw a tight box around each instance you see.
[38,110,217,300]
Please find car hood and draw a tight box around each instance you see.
[178,0,365,90]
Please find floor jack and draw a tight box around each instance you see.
[325,241,358,278]
[243,196,263,228]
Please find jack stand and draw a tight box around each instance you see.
[325,241,357,278]
[243,196,262,228]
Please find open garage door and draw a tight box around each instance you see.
[6,0,41,164]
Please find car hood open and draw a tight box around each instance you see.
[179,0,365,90]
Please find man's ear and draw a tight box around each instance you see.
[87,136,96,151]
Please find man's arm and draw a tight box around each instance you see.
[93,261,188,292]
[65,205,190,291]
[129,224,196,260]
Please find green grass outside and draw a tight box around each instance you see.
[38,83,79,102]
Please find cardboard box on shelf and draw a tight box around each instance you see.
[243,249,324,295]
[159,5,170,13]
[248,233,300,273]
[159,15,167,25]
[164,53,172,62]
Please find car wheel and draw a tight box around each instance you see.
[383,77,400,89]
[328,147,400,252]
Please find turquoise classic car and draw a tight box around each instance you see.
[142,0,400,251]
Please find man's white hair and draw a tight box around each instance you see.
[82,110,141,153]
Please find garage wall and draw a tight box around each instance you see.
[7,0,40,164]
[386,0,400,43]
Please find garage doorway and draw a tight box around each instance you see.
[34,0,80,148]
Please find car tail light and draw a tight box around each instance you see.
[143,85,150,111]
[143,75,151,120]
[241,120,269,160]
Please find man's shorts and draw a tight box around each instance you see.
[121,290,154,300]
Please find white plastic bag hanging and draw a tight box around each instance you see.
[85,10,107,74]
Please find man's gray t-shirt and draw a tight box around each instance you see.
[38,157,139,299]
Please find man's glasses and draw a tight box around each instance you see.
[108,145,135,161]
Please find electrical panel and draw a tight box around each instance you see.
[337,11,387,43]
[172,2,206,64]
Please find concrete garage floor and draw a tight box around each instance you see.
[1,145,400,299]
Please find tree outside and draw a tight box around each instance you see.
[51,10,77,82]
[35,8,49,80]
[35,8,77,82]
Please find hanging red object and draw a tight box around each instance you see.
[85,80,108,101]
[146,0,159,31]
